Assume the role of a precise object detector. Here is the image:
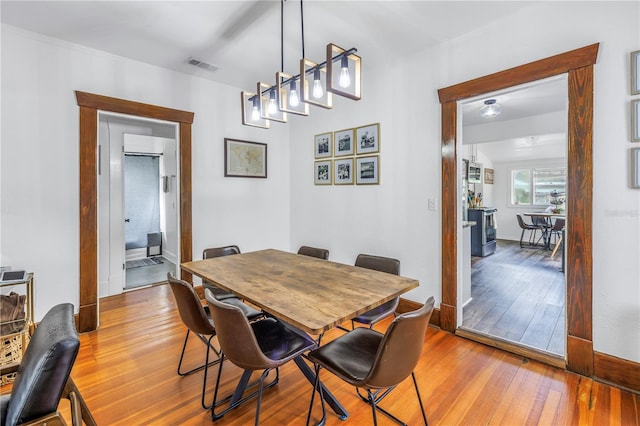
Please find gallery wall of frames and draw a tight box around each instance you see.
[313,123,380,185]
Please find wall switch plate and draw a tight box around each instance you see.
[428,198,438,211]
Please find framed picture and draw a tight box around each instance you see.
[314,132,333,158]
[356,155,379,185]
[484,168,494,184]
[632,100,640,142]
[334,128,354,157]
[632,50,640,95]
[334,158,354,185]
[632,148,640,189]
[314,160,332,185]
[224,138,267,178]
[356,123,380,155]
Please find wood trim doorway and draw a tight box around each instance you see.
[437,43,599,376]
[75,91,194,332]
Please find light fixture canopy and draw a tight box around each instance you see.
[257,82,287,123]
[480,99,501,118]
[241,91,270,129]
[277,71,309,116]
[326,43,361,100]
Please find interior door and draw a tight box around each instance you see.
[124,154,161,253]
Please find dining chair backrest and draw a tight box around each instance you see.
[516,214,533,229]
[354,254,400,275]
[203,245,240,259]
[365,296,434,388]
[552,218,566,231]
[167,273,215,336]
[4,303,80,426]
[205,290,274,370]
[297,246,329,260]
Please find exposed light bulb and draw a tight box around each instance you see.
[312,68,323,99]
[251,97,260,121]
[339,55,351,88]
[268,89,277,115]
[289,79,299,107]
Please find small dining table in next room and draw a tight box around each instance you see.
[523,212,566,251]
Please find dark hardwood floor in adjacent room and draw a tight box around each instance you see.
[463,239,565,355]
[2,283,634,425]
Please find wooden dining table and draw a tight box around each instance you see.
[181,248,419,335]
[181,248,420,420]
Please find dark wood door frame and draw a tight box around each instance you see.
[437,44,599,376]
[76,91,194,332]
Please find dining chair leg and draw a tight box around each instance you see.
[412,372,429,426]
[367,389,379,426]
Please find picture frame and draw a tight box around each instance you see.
[314,132,333,158]
[334,128,354,157]
[484,168,494,184]
[356,123,380,155]
[333,158,354,185]
[632,148,640,189]
[356,155,379,185]
[314,160,332,185]
[224,138,267,178]
[632,50,640,95]
[632,100,640,142]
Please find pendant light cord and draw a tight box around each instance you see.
[300,0,305,58]
[280,0,284,72]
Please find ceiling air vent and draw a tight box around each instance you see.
[186,57,219,72]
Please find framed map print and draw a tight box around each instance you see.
[224,138,267,178]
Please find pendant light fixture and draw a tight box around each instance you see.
[240,0,362,128]
[480,99,501,118]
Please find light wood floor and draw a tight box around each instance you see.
[463,239,565,355]
[6,284,637,425]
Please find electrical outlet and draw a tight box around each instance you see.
[428,198,438,211]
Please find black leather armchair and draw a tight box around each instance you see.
[0,303,95,426]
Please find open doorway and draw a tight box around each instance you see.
[458,77,568,358]
[97,114,179,297]
[437,44,598,374]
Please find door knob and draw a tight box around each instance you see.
[125,218,130,223]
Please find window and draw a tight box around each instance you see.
[510,167,566,206]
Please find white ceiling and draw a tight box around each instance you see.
[1,0,537,90]
[1,0,565,162]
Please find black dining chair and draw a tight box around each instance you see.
[205,289,317,425]
[351,254,401,329]
[202,245,242,300]
[516,214,543,248]
[167,273,223,409]
[306,297,435,426]
[297,246,330,260]
[0,303,96,426]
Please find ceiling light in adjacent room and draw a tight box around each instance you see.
[480,99,501,118]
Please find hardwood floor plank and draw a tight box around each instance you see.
[464,240,566,356]
[4,283,636,425]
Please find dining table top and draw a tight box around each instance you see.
[523,211,566,218]
[181,249,419,335]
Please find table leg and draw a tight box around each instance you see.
[230,370,253,405]
[294,356,349,420]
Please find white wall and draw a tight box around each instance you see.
[1,2,638,364]
[0,25,291,320]
[289,2,640,363]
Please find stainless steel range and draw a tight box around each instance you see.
[468,207,497,256]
